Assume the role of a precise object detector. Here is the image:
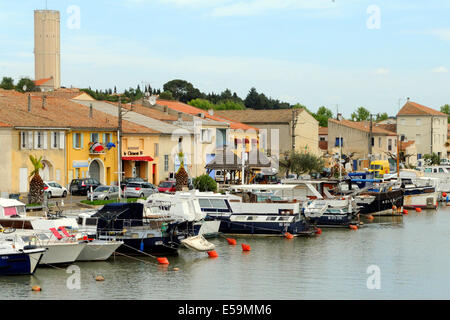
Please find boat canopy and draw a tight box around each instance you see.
[93,203,144,230]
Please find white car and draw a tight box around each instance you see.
[44,181,68,198]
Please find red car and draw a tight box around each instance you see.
[158,180,176,193]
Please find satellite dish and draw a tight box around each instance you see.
[149,95,156,106]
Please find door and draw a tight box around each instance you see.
[89,161,100,182]
[19,168,28,193]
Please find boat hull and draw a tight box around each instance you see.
[309,214,358,228]
[76,241,123,261]
[39,243,86,265]
[0,249,45,275]
[109,237,179,256]
[357,189,404,216]
[403,188,438,209]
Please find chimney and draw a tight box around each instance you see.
[42,95,46,109]
[337,113,343,121]
[27,94,31,112]
[208,109,214,116]
[89,103,93,118]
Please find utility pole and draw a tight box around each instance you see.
[397,134,400,180]
[369,114,373,162]
[292,108,299,151]
[117,97,122,200]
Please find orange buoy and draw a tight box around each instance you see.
[95,275,105,281]
[241,244,251,251]
[207,250,219,258]
[226,238,237,245]
[415,207,422,212]
[367,215,374,220]
[173,267,180,271]
[315,228,322,235]
[392,205,397,210]
[157,257,170,265]
[403,209,408,215]
[443,192,447,198]
[349,225,358,230]
[284,232,294,239]
[31,286,41,292]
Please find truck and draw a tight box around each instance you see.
[368,160,390,178]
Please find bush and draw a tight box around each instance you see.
[193,174,217,192]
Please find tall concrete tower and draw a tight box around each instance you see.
[34,10,60,90]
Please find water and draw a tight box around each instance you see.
[2,205,450,300]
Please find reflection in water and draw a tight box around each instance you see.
[1,205,450,299]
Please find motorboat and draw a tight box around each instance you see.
[0,228,86,265]
[0,233,46,275]
[181,235,215,252]
[302,196,360,227]
[418,165,450,195]
[399,170,439,209]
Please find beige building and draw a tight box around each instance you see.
[328,118,397,170]
[215,108,319,157]
[396,100,448,159]
[34,10,60,90]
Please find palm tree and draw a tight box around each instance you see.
[175,152,189,191]
[29,155,44,204]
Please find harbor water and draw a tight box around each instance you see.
[2,204,450,300]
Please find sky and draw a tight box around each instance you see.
[1,0,450,117]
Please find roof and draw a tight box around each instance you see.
[399,140,415,151]
[319,127,328,135]
[34,77,52,86]
[31,88,94,100]
[107,101,190,122]
[0,198,25,208]
[0,89,156,134]
[329,118,397,136]
[215,108,305,124]
[156,99,258,130]
[375,123,396,133]
[397,101,447,117]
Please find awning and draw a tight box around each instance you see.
[122,156,154,162]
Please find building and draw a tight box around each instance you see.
[215,108,319,157]
[328,117,397,171]
[396,100,448,159]
[318,127,328,154]
[34,10,60,90]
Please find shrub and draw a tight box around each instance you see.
[193,174,217,192]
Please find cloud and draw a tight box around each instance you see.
[432,66,448,73]
[375,68,390,75]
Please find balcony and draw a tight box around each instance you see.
[89,142,107,155]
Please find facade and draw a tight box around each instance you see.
[396,100,448,159]
[318,126,328,154]
[215,108,319,157]
[34,10,60,90]
[328,118,397,171]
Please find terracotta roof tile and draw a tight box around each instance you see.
[0,89,156,134]
[156,99,258,130]
[329,118,397,136]
[397,101,447,116]
[399,140,415,151]
[215,109,303,124]
[34,77,52,86]
[319,127,328,135]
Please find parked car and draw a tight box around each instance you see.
[43,181,68,199]
[69,178,102,196]
[120,177,145,190]
[158,180,176,193]
[124,182,158,198]
[87,185,120,201]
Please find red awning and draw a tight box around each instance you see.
[122,156,154,161]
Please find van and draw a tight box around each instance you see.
[368,160,390,178]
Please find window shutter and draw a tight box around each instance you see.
[50,132,55,149]
[59,132,65,149]
[73,134,77,149]
[27,132,33,149]
[43,132,48,149]
[103,133,106,143]
[20,132,24,150]
[34,131,38,149]
[80,133,84,149]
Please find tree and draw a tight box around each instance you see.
[29,155,44,204]
[193,174,217,192]
[216,100,245,110]
[175,152,189,191]
[244,87,260,109]
[188,98,216,110]
[375,112,389,122]
[279,150,324,177]
[313,106,333,127]
[441,104,450,123]
[0,77,14,90]
[16,78,36,92]
[163,79,202,103]
[159,91,174,100]
[423,153,440,165]
[351,107,371,121]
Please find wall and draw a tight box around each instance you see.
[0,128,13,195]
[295,111,319,156]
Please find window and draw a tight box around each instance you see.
[20,131,32,149]
[209,199,228,209]
[320,137,325,141]
[388,139,392,151]
[36,132,43,149]
[371,137,374,147]
[199,199,212,208]
[378,137,382,148]
[104,133,111,144]
[164,155,169,172]
[74,133,82,149]
[154,143,159,157]
[335,137,343,147]
[90,133,99,143]
[416,119,421,126]
[201,129,212,143]
[51,132,59,149]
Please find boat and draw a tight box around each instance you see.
[302,196,360,227]
[143,192,221,238]
[79,202,183,256]
[399,170,439,209]
[0,230,46,275]
[195,186,316,236]
[0,228,86,265]
[181,235,215,252]
[417,165,450,197]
